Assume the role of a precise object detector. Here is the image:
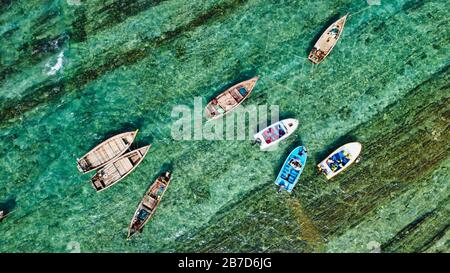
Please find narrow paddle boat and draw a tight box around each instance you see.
[205,76,259,120]
[91,145,151,192]
[254,119,299,150]
[128,172,172,239]
[275,146,308,193]
[317,142,362,179]
[77,130,138,174]
[308,14,349,64]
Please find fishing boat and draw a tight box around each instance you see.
[77,130,138,174]
[317,142,362,179]
[127,172,172,239]
[275,146,308,193]
[205,76,259,120]
[254,119,299,150]
[308,14,349,64]
[91,145,151,192]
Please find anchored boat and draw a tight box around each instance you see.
[308,14,349,64]
[317,142,362,179]
[275,146,308,193]
[205,76,259,120]
[128,172,172,239]
[91,145,151,192]
[77,130,138,174]
[254,119,299,150]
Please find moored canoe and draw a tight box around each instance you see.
[127,172,172,239]
[205,76,259,120]
[91,145,151,192]
[77,130,138,174]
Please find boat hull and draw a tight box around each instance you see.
[77,130,138,174]
[127,172,172,239]
[91,145,151,192]
[205,76,259,120]
[274,146,308,193]
[317,142,362,179]
[254,118,299,150]
[308,14,348,64]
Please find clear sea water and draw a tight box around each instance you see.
[0,0,449,252]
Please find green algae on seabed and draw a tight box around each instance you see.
[0,0,449,252]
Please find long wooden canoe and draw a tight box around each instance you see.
[91,145,151,192]
[308,14,348,64]
[127,172,172,239]
[317,142,362,179]
[77,130,138,174]
[205,76,259,120]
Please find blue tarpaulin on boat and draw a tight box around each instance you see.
[274,146,307,193]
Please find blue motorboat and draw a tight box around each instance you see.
[274,146,308,193]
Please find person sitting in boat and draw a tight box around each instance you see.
[131,219,142,233]
[329,26,340,38]
[318,165,329,175]
[278,128,285,138]
[330,164,338,172]
[326,158,338,172]
[343,151,351,160]
[289,159,302,170]
[156,185,165,198]
[299,147,307,156]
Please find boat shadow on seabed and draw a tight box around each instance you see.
[315,134,359,164]
[0,197,16,221]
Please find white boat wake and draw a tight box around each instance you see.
[45,51,64,76]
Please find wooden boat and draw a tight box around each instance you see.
[254,119,299,150]
[91,145,151,192]
[77,130,138,174]
[317,142,362,179]
[127,172,172,239]
[275,146,308,193]
[308,14,349,64]
[205,76,259,120]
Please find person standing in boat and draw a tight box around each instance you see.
[0,210,5,221]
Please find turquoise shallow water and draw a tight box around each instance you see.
[0,0,449,252]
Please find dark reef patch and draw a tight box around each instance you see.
[68,5,87,43]
[0,0,12,13]
[0,197,16,214]
[0,0,249,125]
[90,0,168,34]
